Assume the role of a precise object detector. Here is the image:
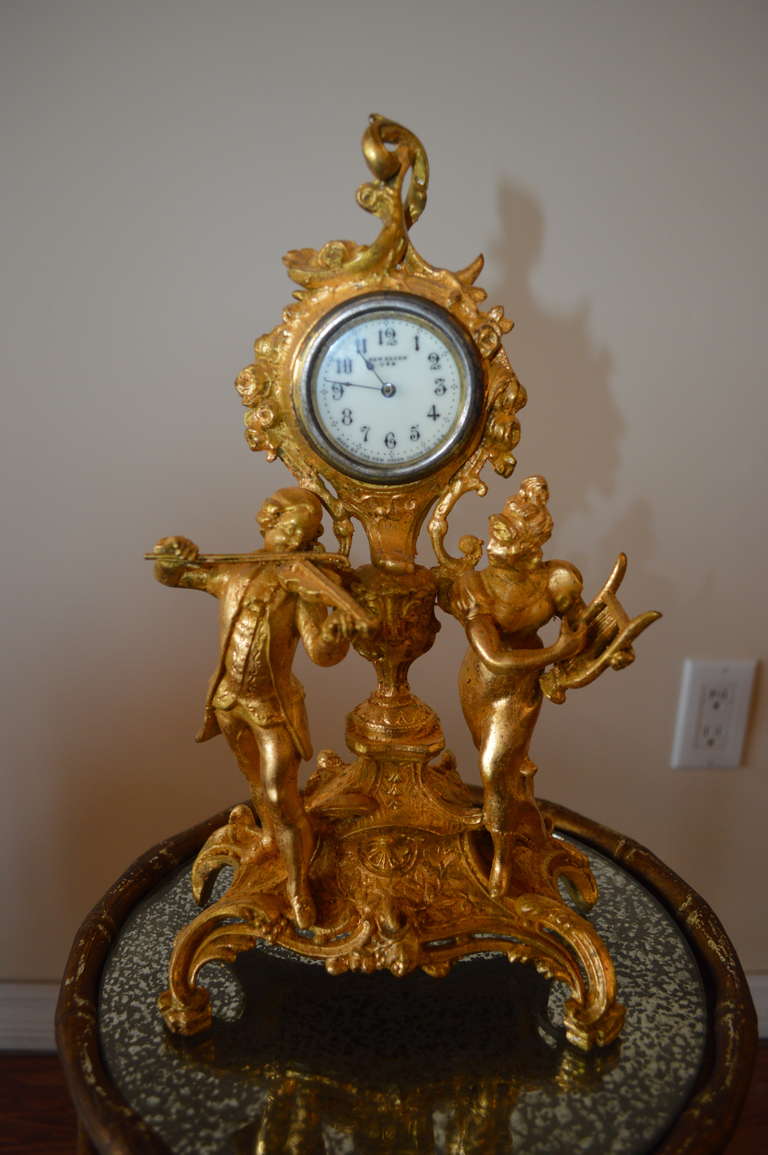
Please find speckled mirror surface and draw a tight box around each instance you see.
[99,836,706,1154]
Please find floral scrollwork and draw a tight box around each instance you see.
[428,359,526,568]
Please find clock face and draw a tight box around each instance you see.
[295,293,483,484]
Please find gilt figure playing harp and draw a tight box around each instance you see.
[444,476,660,899]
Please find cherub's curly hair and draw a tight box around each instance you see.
[501,475,553,548]
[257,487,325,546]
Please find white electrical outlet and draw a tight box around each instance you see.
[671,659,757,768]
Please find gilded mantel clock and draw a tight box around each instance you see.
[148,115,659,1051]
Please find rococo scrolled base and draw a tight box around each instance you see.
[158,750,624,1052]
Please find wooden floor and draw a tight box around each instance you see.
[0,1045,766,1153]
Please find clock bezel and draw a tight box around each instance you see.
[292,291,484,485]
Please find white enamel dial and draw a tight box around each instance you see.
[296,293,482,483]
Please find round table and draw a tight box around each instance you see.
[56,801,757,1154]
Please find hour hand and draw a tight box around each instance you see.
[360,355,386,386]
[363,355,380,370]
[359,355,397,398]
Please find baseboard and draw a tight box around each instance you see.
[0,975,766,1052]
[0,983,58,1051]
[749,973,768,1040]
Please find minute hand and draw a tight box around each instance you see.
[325,378,382,393]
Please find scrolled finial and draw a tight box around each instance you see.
[283,114,429,288]
[362,114,428,229]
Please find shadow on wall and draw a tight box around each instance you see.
[414,180,634,765]
[434,180,622,554]
[488,181,622,506]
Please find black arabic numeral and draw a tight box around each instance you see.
[355,337,367,355]
[428,352,441,370]
[384,431,397,449]
[378,327,397,347]
[341,408,353,425]
[427,405,440,421]
[433,378,446,395]
[410,425,420,441]
[335,357,353,374]
[360,424,370,442]
[331,382,344,400]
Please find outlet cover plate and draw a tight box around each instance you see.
[671,658,757,769]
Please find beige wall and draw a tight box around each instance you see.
[2,0,766,980]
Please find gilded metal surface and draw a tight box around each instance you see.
[441,476,660,899]
[152,488,359,932]
[150,116,660,1050]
